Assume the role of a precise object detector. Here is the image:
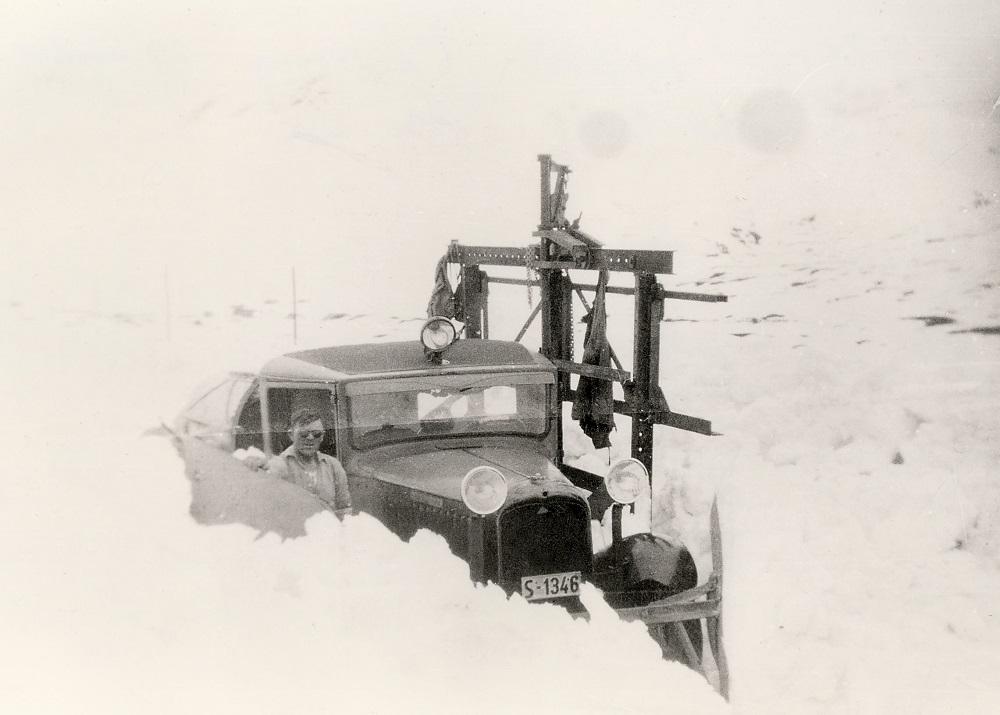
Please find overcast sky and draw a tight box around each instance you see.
[2,1,997,317]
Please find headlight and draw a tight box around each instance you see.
[605,458,648,505]
[461,466,508,515]
[420,316,457,352]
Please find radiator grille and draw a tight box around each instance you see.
[497,497,591,586]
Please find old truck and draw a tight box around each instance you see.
[174,155,729,697]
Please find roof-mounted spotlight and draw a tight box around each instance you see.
[420,316,458,361]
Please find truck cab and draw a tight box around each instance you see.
[253,335,611,607]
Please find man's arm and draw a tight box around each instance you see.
[327,456,353,518]
[265,455,289,479]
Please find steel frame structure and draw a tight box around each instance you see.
[442,155,730,697]
[448,155,726,460]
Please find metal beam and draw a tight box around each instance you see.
[448,242,674,275]
[450,244,542,267]
[550,358,631,383]
[615,597,722,625]
[484,275,728,305]
[513,301,543,343]
[487,275,542,288]
[670,622,706,674]
[563,396,715,436]
[468,274,730,305]
[530,237,675,274]
[568,281,637,297]
[659,289,729,303]
[653,410,714,435]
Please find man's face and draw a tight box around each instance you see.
[291,419,325,459]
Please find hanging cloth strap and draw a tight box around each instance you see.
[571,269,615,449]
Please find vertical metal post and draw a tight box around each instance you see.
[329,388,340,459]
[631,272,656,480]
[260,380,272,456]
[646,288,665,525]
[461,265,484,339]
[481,275,489,339]
[559,274,573,393]
[537,154,572,463]
[540,267,568,464]
[649,288,664,391]
[467,518,485,583]
[538,154,553,228]
[610,503,624,544]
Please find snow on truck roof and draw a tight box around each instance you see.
[260,339,551,381]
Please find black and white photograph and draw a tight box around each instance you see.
[2,2,998,713]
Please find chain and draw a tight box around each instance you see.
[525,246,535,309]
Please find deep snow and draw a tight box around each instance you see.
[3,200,998,712]
[0,309,730,714]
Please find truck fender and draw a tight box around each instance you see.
[593,532,698,608]
[593,532,702,660]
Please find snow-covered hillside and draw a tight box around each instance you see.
[642,216,1000,713]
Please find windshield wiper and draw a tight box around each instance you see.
[458,375,500,393]
[434,442,484,450]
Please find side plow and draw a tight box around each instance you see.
[615,499,728,699]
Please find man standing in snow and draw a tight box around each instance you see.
[266,408,352,519]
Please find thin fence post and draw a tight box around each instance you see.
[292,267,298,346]
[164,266,172,341]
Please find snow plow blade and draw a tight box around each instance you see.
[613,498,729,700]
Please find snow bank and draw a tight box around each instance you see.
[643,218,1000,713]
[509,204,1000,713]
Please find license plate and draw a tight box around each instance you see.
[520,571,581,601]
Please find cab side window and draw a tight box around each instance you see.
[234,383,263,452]
[185,381,232,429]
[265,387,337,456]
[182,375,254,448]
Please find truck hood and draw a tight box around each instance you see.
[349,446,588,505]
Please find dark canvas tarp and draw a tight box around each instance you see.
[426,255,458,318]
[572,269,615,449]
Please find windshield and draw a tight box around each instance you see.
[348,380,549,449]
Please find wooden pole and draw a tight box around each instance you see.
[292,267,298,345]
[163,266,172,341]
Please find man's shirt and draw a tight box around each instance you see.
[267,446,352,515]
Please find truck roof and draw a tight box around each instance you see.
[260,339,552,381]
